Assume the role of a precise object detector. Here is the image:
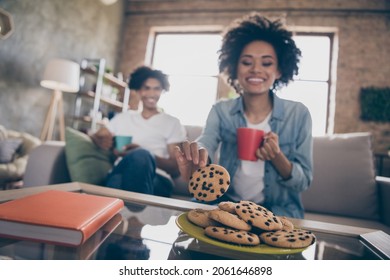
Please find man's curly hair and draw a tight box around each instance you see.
[128,66,170,91]
[218,13,301,91]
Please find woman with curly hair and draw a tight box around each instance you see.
[92,66,186,197]
[175,13,313,218]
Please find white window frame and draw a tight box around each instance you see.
[146,26,223,126]
[289,27,338,135]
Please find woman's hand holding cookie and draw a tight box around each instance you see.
[175,140,209,181]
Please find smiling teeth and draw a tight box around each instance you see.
[248,78,264,82]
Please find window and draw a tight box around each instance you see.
[277,33,334,136]
[151,33,221,126]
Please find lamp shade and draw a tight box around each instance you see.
[40,59,80,92]
[100,0,118,5]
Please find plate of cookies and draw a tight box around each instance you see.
[176,202,315,255]
[177,164,316,255]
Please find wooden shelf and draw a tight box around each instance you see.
[84,91,129,111]
[72,116,109,126]
[73,58,130,133]
[82,66,128,89]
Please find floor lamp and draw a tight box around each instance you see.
[40,59,80,141]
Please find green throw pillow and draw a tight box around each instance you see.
[65,127,113,185]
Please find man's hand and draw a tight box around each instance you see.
[113,143,140,157]
[91,127,113,150]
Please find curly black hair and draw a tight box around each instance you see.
[218,13,301,91]
[128,66,170,91]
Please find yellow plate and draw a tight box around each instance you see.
[176,212,310,255]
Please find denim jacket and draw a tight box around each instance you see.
[198,92,313,218]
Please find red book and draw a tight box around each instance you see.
[0,190,124,247]
[76,213,123,259]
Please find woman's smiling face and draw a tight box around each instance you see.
[237,40,281,95]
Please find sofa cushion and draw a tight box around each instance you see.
[302,133,379,220]
[65,127,113,185]
[23,141,71,187]
[0,139,22,163]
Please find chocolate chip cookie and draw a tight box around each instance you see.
[235,201,283,231]
[209,209,251,231]
[187,208,220,228]
[259,229,316,248]
[205,226,260,246]
[278,216,294,230]
[188,164,230,202]
[218,201,237,214]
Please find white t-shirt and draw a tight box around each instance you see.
[230,113,271,203]
[107,110,186,159]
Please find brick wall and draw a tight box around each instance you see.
[119,0,390,153]
[0,0,124,138]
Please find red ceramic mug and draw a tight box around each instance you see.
[237,127,265,161]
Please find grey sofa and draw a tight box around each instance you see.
[22,127,390,233]
[0,125,41,188]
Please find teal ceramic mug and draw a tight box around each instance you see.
[114,135,133,151]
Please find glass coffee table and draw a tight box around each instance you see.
[0,182,389,260]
